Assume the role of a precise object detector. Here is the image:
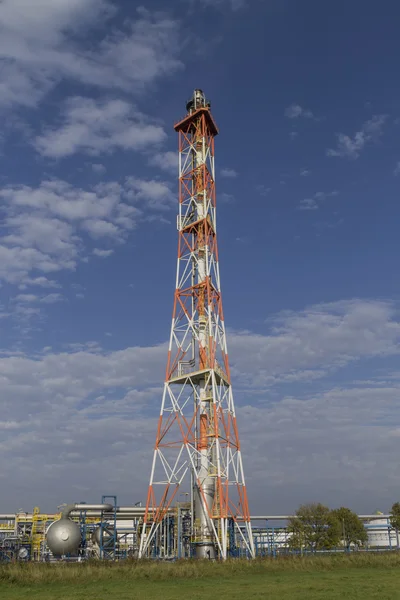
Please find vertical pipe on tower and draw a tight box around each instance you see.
[193,90,215,558]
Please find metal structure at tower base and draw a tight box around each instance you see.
[0,499,397,561]
[139,90,255,560]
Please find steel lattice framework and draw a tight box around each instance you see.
[139,90,254,560]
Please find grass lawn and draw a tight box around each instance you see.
[2,555,400,599]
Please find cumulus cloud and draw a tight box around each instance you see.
[93,248,114,258]
[18,277,61,291]
[1,298,400,512]
[285,104,316,119]
[327,115,387,159]
[256,184,271,196]
[14,292,63,305]
[0,177,174,283]
[92,164,106,174]
[15,294,38,303]
[298,198,318,211]
[241,382,400,512]
[0,221,78,284]
[0,342,166,509]
[125,177,175,210]
[83,219,119,238]
[298,190,338,211]
[0,2,183,109]
[0,0,114,41]
[228,299,400,387]
[220,167,238,178]
[35,97,166,158]
[220,192,235,203]
[148,151,178,173]
[40,293,64,304]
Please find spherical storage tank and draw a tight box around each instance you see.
[91,525,114,547]
[46,517,81,556]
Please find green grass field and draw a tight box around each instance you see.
[2,553,400,599]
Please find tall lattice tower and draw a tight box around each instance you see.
[139,90,254,560]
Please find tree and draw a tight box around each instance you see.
[390,502,400,531]
[288,503,341,552]
[331,507,367,549]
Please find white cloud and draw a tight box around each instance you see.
[0,215,78,284]
[394,161,400,176]
[0,298,400,511]
[300,169,311,177]
[0,3,183,109]
[240,383,400,512]
[298,190,338,211]
[40,293,64,304]
[228,299,400,387]
[11,291,63,327]
[327,115,387,159]
[15,294,38,303]
[148,151,178,173]
[0,177,174,283]
[285,104,315,119]
[18,276,61,290]
[35,97,166,158]
[83,219,119,238]
[13,304,41,321]
[220,193,235,203]
[3,213,78,256]
[0,0,114,42]
[93,248,114,258]
[220,167,238,178]
[125,177,175,210]
[0,342,167,508]
[298,198,318,211]
[92,164,106,174]
[256,184,271,196]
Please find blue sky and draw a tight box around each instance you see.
[1,0,400,515]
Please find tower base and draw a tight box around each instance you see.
[193,542,216,559]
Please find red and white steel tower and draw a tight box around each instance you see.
[139,90,254,559]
